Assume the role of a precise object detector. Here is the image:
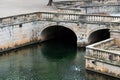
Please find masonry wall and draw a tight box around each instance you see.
[0,21,49,52]
[110,30,120,47]
[0,17,111,51]
[86,58,120,78]
[0,20,88,51]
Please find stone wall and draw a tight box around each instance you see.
[0,11,119,50]
[110,30,120,47]
[86,38,120,78]
[0,21,60,52]
[0,21,41,51]
[0,19,89,51]
[86,58,120,78]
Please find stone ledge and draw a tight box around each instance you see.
[86,68,120,79]
[85,56,120,67]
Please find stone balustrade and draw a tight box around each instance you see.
[53,0,120,8]
[0,12,120,27]
[57,8,84,14]
[88,38,114,48]
[86,38,120,66]
[54,0,120,14]
[57,6,120,14]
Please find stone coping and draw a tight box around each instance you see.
[86,38,120,55]
[105,45,120,53]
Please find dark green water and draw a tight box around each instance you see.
[0,41,119,80]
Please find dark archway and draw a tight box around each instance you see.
[88,29,110,44]
[40,25,77,60]
[41,25,77,43]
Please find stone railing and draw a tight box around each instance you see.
[57,5,120,14]
[88,38,114,48]
[86,38,120,66]
[0,12,120,27]
[54,0,120,14]
[0,12,41,27]
[85,15,120,23]
[53,0,88,8]
[86,5,120,14]
[0,12,80,27]
[53,0,120,8]
[0,12,59,27]
[57,8,85,14]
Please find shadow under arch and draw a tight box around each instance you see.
[40,25,78,61]
[41,25,77,43]
[88,29,110,44]
[41,41,77,61]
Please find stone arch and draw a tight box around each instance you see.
[40,25,77,43]
[88,28,110,44]
[88,26,108,37]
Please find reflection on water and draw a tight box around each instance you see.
[0,41,118,80]
[41,41,77,61]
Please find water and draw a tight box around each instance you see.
[0,41,119,80]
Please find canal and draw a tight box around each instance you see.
[0,40,119,80]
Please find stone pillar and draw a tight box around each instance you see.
[110,30,120,47]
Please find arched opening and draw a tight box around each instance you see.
[88,29,110,44]
[40,25,77,60]
[41,25,77,44]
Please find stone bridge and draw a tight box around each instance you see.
[0,11,120,51]
[51,0,120,78]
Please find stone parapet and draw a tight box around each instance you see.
[86,38,120,78]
